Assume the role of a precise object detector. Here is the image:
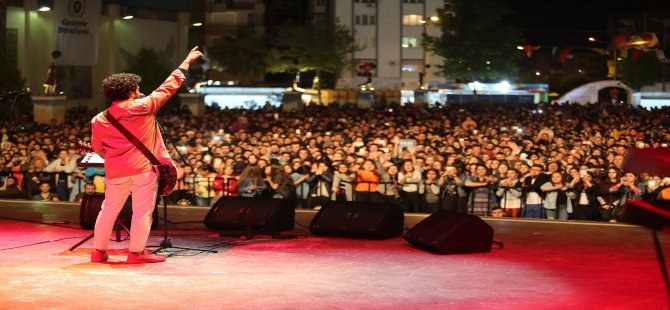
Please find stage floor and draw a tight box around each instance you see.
[0,200,668,309]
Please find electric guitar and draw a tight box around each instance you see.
[76,141,177,196]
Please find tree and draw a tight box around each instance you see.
[125,48,181,113]
[424,0,523,86]
[0,54,23,93]
[209,30,268,84]
[0,0,31,122]
[558,74,590,96]
[0,0,6,56]
[266,20,358,101]
[0,59,29,122]
[617,51,662,91]
[0,0,21,92]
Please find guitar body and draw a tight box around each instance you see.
[78,141,177,196]
[155,162,177,196]
[76,141,94,154]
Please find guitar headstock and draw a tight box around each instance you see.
[76,141,94,154]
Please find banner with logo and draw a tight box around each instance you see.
[53,0,101,65]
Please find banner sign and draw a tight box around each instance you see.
[53,0,101,65]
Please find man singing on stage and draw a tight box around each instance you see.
[90,46,202,263]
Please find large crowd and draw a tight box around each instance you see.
[1,101,669,223]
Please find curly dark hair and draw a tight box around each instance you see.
[101,73,141,101]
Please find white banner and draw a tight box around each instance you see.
[53,0,101,66]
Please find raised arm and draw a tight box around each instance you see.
[179,46,204,71]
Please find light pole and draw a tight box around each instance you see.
[589,36,617,80]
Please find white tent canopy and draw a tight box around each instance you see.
[557,80,633,105]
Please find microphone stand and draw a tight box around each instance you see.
[501,184,509,214]
[150,118,217,255]
[500,182,521,215]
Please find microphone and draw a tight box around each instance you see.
[139,93,146,99]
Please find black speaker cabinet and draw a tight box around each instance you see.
[79,194,132,230]
[404,210,494,254]
[309,201,404,239]
[204,196,295,232]
[623,199,670,231]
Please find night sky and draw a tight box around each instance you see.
[506,0,670,46]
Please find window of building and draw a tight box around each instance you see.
[355,14,376,25]
[402,37,418,48]
[402,14,423,26]
[402,61,424,72]
[354,36,377,49]
[403,0,424,3]
[356,37,369,49]
[355,0,376,3]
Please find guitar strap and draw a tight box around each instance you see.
[105,110,162,167]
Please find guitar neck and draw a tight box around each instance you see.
[76,141,94,154]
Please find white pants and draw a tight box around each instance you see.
[94,170,158,252]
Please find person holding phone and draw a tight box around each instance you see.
[496,169,522,218]
[332,162,355,202]
[595,168,622,222]
[355,159,380,203]
[398,160,423,213]
[608,172,640,223]
[305,161,333,209]
[464,164,498,216]
[571,170,598,221]
[541,172,574,220]
[236,165,267,197]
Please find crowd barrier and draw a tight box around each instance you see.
[2,170,624,222]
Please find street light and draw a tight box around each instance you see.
[589,36,617,80]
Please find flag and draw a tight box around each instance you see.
[552,47,573,64]
[522,45,541,58]
[588,48,609,55]
[620,49,642,61]
[631,49,642,61]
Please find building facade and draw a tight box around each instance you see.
[195,0,265,47]
[6,0,191,110]
[332,0,445,90]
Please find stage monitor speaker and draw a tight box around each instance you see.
[404,210,494,254]
[623,199,670,231]
[203,196,295,232]
[309,201,404,239]
[79,194,132,230]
